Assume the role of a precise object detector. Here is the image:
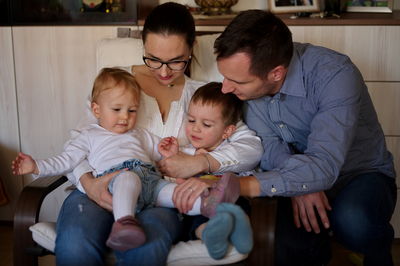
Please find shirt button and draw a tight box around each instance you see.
[271,187,277,193]
[271,100,275,103]
[302,184,307,189]
[279,124,284,128]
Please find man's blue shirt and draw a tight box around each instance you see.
[245,43,395,197]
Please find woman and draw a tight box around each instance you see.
[55,2,262,265]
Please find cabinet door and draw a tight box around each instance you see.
[0,27,21,220]
[12,26,121,221]
[12,26,117,178]
[289,26,400,81]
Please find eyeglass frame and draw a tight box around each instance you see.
[142,56,191,71]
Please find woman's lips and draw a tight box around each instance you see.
[158,75,173,81]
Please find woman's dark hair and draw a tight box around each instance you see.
[214,10,293,78]
[191,82,243,126]
[142,2,196,50]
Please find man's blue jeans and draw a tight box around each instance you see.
[275,172,397,266]
[55,189,182,266]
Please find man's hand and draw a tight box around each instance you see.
[80,170,125,211]
[158,152,207,178]
[172,177,214,214]
[291,191,332,233]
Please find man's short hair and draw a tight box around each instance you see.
[214,10,293,78]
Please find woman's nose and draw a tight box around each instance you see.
[159,64,170,77]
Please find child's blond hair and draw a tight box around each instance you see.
[92,67,140,103]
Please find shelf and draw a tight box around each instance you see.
[139,10,400,27]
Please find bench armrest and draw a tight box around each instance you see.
[13,176,277,266]
[13,175,68,266]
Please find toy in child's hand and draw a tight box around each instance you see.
[199,174,221,181]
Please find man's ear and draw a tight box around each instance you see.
[223,124,237,139]
[91,102,101,119]
[267,65,286,82]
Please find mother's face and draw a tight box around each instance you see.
[143,33,192,86]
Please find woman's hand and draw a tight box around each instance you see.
[172,177,215,214]
[80,170,126,211]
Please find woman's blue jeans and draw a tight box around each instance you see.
[275,172,397,266]
[55,189,181,266]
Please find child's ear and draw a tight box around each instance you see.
[223,125,237,139]
[91,102,101,119]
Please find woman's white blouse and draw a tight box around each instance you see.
[68,72,263,187]
[136,76,203,146]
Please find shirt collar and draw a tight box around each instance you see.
[279,44,307,98]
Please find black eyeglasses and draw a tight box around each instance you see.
[143,56,191,71]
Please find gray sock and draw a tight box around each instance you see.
[202,211,234,260]
[217,203,253,254]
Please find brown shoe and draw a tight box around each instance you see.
[200,172,240,218]
[106,215,146,251]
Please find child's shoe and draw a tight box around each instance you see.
[106,215,146,251]
[200,172,240,218]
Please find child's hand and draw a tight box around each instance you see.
[158,137,179,158]
[11,152,38,175]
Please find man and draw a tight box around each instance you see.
[214,10,397,266]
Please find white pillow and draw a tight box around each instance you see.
[96,38,144,72]
[30,222,247,266]
[30,222,57,252]
[190,33,224,83]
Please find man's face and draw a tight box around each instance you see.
[217,52,280,100]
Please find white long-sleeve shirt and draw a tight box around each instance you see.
[68,74,263,188]
[36,124,162,193]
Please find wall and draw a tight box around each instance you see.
[0,27,22,220]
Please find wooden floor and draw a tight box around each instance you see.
[2,223,399,266]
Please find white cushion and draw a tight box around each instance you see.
[96,38,144,72]
[190,34,224,83]
[30,222,57,252]
[30,222,247,266]
[96,35,223,83]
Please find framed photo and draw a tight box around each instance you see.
[345,0,393,12]
[269,0,320,13]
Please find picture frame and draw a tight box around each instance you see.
[345,0,393,12]
[269,0,320,13]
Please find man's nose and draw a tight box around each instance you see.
[221,79,234,94]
